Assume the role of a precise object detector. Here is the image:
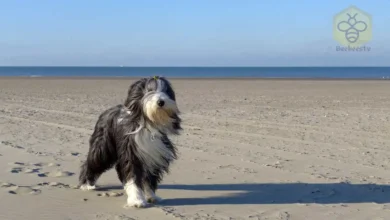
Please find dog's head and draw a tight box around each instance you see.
[124,76,181,134]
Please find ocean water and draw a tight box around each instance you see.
[0,67,389,79]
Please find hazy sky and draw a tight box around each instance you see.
[0,0,389,66]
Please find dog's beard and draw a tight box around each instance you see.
[145,106,175,125]
[143,93,178,126]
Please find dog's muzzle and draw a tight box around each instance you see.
[144,92,178,124]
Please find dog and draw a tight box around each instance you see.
[78,76,182,208]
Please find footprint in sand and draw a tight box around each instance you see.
[9,167,41,174]
[69,152,80,156]
[24,168,41,174]
[36,181,77,189]
[9,167,23,173]
[9,161,60,168]
[113,215,136,220]
[37,170,75,178]
[8,161,69,177]
[8,162,42,174]
[8,186,41,195]
[1,182,41,195]
[33,162,60,167]
[1,181,80,196]
[1,182,16,188]
[97,192,124,197]
[9,162,26,166]
[1,141,25,150]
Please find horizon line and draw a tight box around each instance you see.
[0,66,389,68]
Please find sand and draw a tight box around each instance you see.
[1,77,390,220]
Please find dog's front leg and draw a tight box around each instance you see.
[144,183,161,204]
[143,174,162,204]
[124,179,148,208]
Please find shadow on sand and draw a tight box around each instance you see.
[159,183,390,206]
[95,182,390,206]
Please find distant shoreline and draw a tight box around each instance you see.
[0,76,389,81]
[0,66,389,68]
[1,66,389,79]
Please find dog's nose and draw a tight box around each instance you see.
[157,99,165,107]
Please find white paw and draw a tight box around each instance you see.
[80,184,96,191]
[147,195,161,204]
[125,198,149,208]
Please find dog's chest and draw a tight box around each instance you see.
[133,128,174,169]
[136,130,165,151]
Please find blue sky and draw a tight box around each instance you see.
[0,0,389,66]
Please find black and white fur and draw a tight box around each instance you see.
[78,76,182,208]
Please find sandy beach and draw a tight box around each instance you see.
[1,77,390,220]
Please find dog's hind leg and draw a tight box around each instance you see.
[79,161,99,191]
[115,163,125,183]
[79,135,117,190]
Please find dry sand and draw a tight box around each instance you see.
[1,77,390,220]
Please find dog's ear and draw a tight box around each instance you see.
[160,77,176,101]
[171,113,182,131]
[124,78,148,108]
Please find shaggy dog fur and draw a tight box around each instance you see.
[78,76,182,208]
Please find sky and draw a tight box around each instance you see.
[0,0,389,66]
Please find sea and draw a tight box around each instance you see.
[0,67,390,79]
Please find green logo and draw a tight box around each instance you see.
[333,6,372,47]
